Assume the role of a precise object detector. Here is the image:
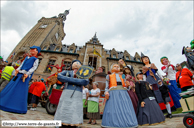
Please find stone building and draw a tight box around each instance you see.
[6,10,144,80]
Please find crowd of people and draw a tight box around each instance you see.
[0,42,194,128]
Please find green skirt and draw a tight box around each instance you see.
[83,99,87,108]
[87,100,98,113]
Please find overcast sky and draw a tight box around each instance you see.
[1,1,193,74]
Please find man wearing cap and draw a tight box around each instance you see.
[0,45,41,114]
[0,63,15,92]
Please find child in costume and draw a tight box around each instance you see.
[160,56,181,108]
[158,80,172,118]
[123,66,138,113]
[101,64,138,128]
[0,46,40,114]
[54,60,89,128]
[135,72,165,126]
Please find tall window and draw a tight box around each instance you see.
[88,57,97,69]
[55,32,59,41]
[40,24,47,28]
[126,56,129,60]
[113,54,116,58]
[62,61,71,70]
[38,58,42,65]
[69,49,73,53]
[137,58,140,62]
[45,59,56,73]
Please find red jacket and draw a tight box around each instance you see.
[28,82,36,93]
[176,68,193,88]
[31,82,46,97]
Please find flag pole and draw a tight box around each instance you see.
[92,45,95,67]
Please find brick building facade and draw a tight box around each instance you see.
[6,10,144,80]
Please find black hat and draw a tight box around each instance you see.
[136,72,143,77]
[141,54,151,65]
[70,60,82,70]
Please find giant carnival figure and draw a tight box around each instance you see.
[182,39,194,70]
[0,46,41,114]
[101,63,138,128]
[54,60,89,128]
[118,59,138,113]
[141,55,176,112]
[135,72,165,126]
[160,56,182,108]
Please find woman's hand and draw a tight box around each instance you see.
[15,69,19,76]
[84,100,87,106]
[141,101,145,107]
[24,74,28,78]
[105,91,109,96]
[149,84,152,90]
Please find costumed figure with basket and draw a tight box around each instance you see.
[101,63,138,128]
[135,72,165,126]
[160,56,181,108]
[0,46,41,114]
[54,60,90,128]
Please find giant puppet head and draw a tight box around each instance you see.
[30,46,41,57]
[111,63,120,73]
[71,60,82,73]
[141,55,151,65]
[160,56,169,65]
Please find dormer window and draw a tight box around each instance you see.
[55,47,60,51]
[43,46,47,50]
[126,56,129,60]
[137,58,141,62]
[113,54,116,58]
[69,49,73,53]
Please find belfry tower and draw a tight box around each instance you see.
[7,9,70,62]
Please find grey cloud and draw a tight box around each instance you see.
[1,1,47,36]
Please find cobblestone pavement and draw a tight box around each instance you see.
[0,104,187,128]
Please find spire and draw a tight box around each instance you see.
[92,32,97,44]
[93,32,97,39]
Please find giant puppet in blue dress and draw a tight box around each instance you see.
[101,64,138,128]
[54,60,89,127]
[0,46,41,114]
